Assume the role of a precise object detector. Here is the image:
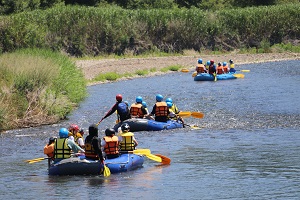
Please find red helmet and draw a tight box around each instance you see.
[69,124,79,132]
[116,94,122,102]
[210,60,214,64]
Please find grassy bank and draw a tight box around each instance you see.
[0,49,86,131]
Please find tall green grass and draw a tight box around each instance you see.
[0,49,87,131]
[0,4,299,57]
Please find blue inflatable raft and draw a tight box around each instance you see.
[114,118,184,132]
[105,153,144,174]
[194,73,237,81]
[48,153,144,175]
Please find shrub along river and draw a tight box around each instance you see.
[1,60,299,199]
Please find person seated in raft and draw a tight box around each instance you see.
[44,136,57,160]
[68,124,80,142]
[195,58,207,74]
[223,62,229,73]
[205,60,210,71]
[229,59,236,73]
[53,128,85,163]
[142,101,149,115]
[74,128,85,148]
[166,97,185,126]
[167,102,177,120]
[208,60,217,75]
[216,62,225,74]
[118,123,138,151]
[84,124,105,164]
[130,96,148,119]
[148,94,169,122]
[101,128,120,159]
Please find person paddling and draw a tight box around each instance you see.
[97,94,131,125]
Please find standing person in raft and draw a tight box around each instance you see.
[97,94,131,125]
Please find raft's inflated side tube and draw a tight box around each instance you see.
[105,153,144,174]
[114,118,149,132]
[194,73,237,81]
[49,157,103,176]
[147,120,183,131]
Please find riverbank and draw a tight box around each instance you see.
[75,52,300,85]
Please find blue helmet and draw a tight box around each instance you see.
[223,62,227,66]
[167,102,173,108]
[142,101,147,108]
[206,61,210,66]
[59,128,69,138]
[198,59,203,64]
[156,94,163,102]
[136,96,143,103]
[166,98,173,104]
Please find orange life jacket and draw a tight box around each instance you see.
[216,66,224,74]
[103,136,119,155]
[44,143,54,158]
[130,103,144,118]
[196,64,206,73]
[223,65,228,73]
[155,102,168,117]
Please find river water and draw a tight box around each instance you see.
[1,60,299,200]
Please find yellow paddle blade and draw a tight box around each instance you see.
[146,154,162,163]
[25,157,45,163]
[181,68,189,73]
[103,165,111,177]
[185,124,201,129]
[192,71,197,77]
[213,72,217,81]
[233,74,245,78]
[191,112,204,118]
[28,159,45,164]
[177,111,191,118]
[133,149,151,155]
[241,69,250,72]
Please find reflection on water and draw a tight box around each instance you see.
[1,60,300,199]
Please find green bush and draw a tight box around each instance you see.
[0,4,299,57]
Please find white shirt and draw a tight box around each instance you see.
[77,137,84,147]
